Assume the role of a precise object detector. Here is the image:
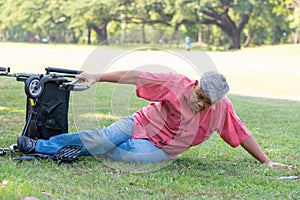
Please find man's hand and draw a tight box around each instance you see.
[75,72,100,88]
[265,160,295,170]
[241,137,296,170]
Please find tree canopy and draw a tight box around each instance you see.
[0,0,298,49]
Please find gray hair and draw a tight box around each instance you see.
[199,71,229,103]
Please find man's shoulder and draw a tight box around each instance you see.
[138,71,193,84]
[212,96,233,113]
[215,96,232,106]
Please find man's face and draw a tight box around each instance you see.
[189,83,212,112]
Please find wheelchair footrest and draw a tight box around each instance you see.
[52,145,82,164]
[13,145,82,164]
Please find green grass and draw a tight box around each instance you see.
[0,76,299,200]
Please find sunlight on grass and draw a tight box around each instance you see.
[80,112,122,120]
[0,106,24,113]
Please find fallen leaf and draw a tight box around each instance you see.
[1,179,8,188]
[22,197,39,200]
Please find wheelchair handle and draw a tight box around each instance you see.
[45,67,82,75]
[59,78,88,91]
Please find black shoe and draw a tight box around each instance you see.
[17,136,37,153]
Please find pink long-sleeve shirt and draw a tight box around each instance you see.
[132,72,251,158]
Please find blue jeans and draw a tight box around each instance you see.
[35,116,170,163]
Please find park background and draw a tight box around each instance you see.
[0,0,299,199]
[1,0,300,49]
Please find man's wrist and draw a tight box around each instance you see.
[96,74,102,82]
[263,159,271,165]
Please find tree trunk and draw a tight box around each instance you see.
[169,23,180,47]
[242,35,252,48]
[242,30,257,48]
[87,27,91,44]
[140,23,146,44]
[103,25,108,45]
[93,27,103,44]
[227,30,241,49]
[272,25,276,45]
[218,31,225,46]
[219,12,242,49]
[71,29,78,44]
[91,22,109,45]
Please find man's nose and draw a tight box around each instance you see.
[197,100,204,107]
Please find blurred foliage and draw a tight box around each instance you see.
[0,0,299,49]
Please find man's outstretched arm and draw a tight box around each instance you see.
[241,136,293,169]
[75,70,139,88]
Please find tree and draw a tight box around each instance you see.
[0,0,296,48]
[242,1,277,47]
[197,0,252,49]
[0,0,71,43]
[168,0,198,46]
[275,0,300,43]
[293,1,300,43]
[67,0,121,44]
[120,0,173,44]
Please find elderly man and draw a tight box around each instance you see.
[17,70,288,168]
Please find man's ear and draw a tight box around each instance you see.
[194,80,199,86]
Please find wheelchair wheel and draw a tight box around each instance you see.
[0,149,6,156]
[25,76,43,99]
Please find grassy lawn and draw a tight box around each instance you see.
[0,44,299,199]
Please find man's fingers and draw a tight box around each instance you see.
[266,161,296,170]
